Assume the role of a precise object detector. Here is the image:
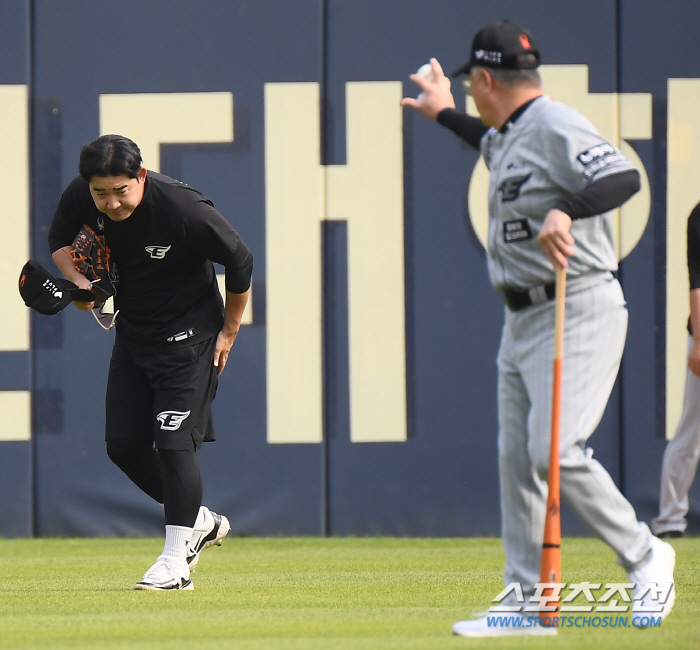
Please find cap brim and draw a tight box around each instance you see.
[451,62,472,77]
[19,260,73,315]
[55,278,96,303]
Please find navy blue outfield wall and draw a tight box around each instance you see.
[0,0,698,537]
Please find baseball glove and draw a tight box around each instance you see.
[69,224,118,303]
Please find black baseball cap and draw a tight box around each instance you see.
[19,259,96,316]
[452,20,540,76]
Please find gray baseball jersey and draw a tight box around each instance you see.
[481,95,636,291]
[481,95,654,605]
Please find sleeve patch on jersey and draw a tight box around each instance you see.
[503,219,532,243]
[581,154,627,180]
[577,143,615,166]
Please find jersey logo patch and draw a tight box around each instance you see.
[156,410,191,431]
[503,219,532,243]
[577,143,615,166]
[581,154,626,180]
[145,245,172,259]
[498,173,532,202]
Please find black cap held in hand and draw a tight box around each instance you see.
[19,259,96,316]
[452,20,540,77]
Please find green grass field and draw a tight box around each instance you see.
[0,536,697,649]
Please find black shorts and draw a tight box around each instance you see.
[105,335,218,450]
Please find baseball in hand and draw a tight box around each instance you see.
[416,62,436,100]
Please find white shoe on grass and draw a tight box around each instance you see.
[134,558,193,591]
[627,536,676,624]
[187,507,231,572]
[452,612,557,637]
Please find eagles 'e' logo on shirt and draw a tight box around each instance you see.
[156,410,191,431]
[498,173,532,202]
[145,245,172,259]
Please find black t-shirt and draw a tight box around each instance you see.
[48,171,253,349]
[688,202,700,290]
[686,202,700,336]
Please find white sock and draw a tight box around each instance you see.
[160,525,193,567]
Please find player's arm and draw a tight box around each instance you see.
[51,246,95,312]
[552,170,640,220]
[538,170,641,269]
[187,200,254,374]
[400,58,488,150]
[214,287,251,375]
[688,290,700,377]
[401,58,456,120]
[436,109,489,149]
[48,183,96,311]
[52,246,84,284]
[213,227,253,375]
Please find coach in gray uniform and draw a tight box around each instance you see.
[653,201,700,538]
[402,20,676,637]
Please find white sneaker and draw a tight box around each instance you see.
[452,613,557,637]
[627,536,676,624]
[134,558,193,591]
[186,507,231,572]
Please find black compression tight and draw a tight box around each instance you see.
[158,447,203,527]
[106,440,163,502]
[105,440,202,527]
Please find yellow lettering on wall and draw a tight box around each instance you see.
[264,83,324,443]
[0,85,31,442]
[264,82,406,443]
[0,85,30,352]
[99,92,234,172]
[0,391,31,442]
[327,82,406,443]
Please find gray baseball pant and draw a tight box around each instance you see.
[497,277,652,601]
[652,334,700,536]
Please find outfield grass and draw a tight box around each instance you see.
[0,536,697,649]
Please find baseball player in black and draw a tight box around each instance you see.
[48,134,252,590]
[402,21,675,635]
[653,201,700,538]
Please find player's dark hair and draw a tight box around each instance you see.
[78,134,143,182]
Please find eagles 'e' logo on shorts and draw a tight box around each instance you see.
[498,173,532,202]
[145,245,172,259]
[156,410,191,430]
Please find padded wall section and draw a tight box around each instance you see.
[31,0,325,536]
[619,0,700,529]
[3,0,696,537]
[0,1,32,537]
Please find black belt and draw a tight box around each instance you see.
[503,283,556,311]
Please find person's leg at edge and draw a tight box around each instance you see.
[653,334,700,537]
